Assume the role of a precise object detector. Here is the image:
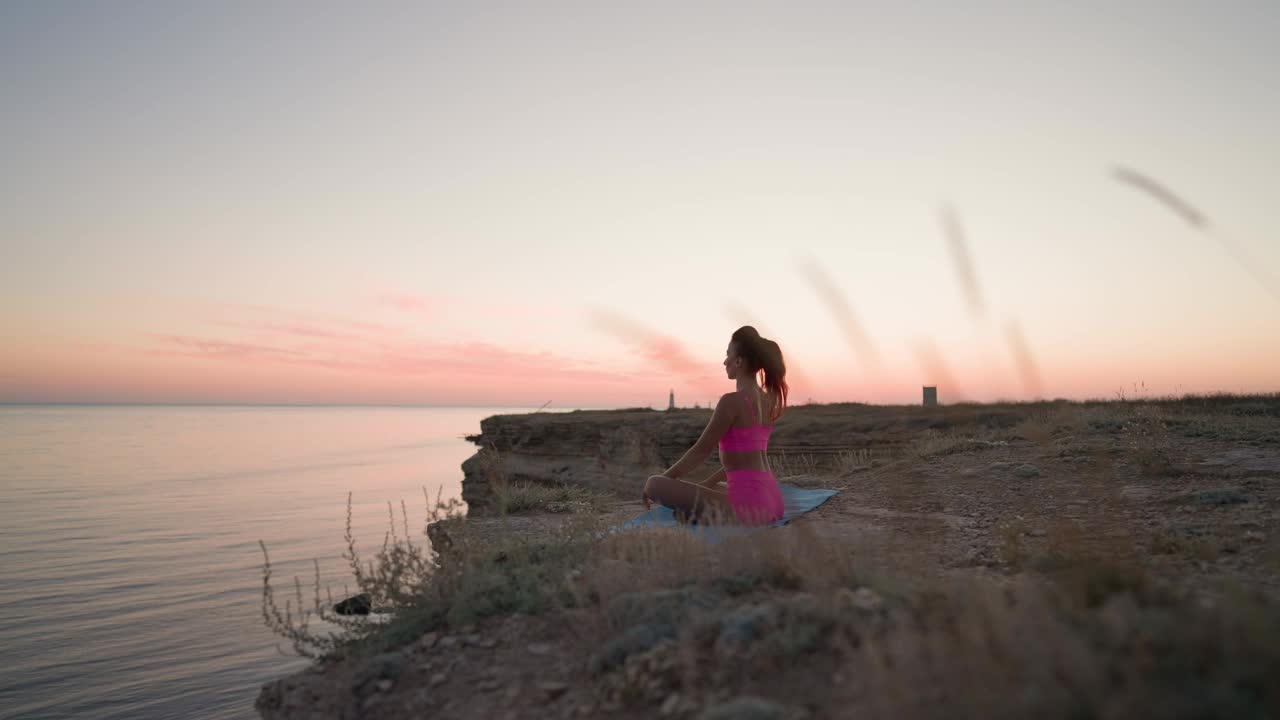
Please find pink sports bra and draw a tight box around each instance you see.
[718,391,773,453]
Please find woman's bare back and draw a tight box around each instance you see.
[718,387,774,473]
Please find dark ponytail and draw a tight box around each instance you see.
[730,326,789,422]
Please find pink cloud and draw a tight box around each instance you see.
[207,302,396,335]
[146,334,307,360]
[588,309,717,380]
[138,324,667,398]
[375,292,433,316]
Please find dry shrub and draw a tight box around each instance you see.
[1011,415,1053,445]
[831,559,1280,719]
[259,487,465,659]
[581,521,866,608]
[999,518,1029,567]
[1044,404,1087,434]
[576,522,884,708]
[582,520,1280,719]
[840,577,1103,719]
[476,443,508,498]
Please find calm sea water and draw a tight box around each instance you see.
[0,405,537,720]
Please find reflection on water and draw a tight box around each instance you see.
[0,405,527,720]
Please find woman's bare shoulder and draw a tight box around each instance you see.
[715,391,742,408]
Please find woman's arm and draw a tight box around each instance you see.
[661,393,737,479]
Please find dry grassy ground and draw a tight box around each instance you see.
[257,395,1280,720]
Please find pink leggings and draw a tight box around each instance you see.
[725,469,784,526]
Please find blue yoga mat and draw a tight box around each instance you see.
[611,484,838,543]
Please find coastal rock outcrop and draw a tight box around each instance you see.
[458,404,1014,511]
[460,409,701,511]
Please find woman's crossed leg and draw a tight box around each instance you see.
[642,473,737,524]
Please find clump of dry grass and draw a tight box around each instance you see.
[492,480,612,515]
[911,430,1008,459]
[1122,405,1173,475]
[770,450,821,479]
[831,447,898,474]
[999,518,1030,567]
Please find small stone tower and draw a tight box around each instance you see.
[668,389,675,411]
[923,386,938,407]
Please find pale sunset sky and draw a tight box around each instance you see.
[2,2,1277,407]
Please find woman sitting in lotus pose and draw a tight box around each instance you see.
[642,326,788,526]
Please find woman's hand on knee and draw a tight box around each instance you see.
[643,474,670,511]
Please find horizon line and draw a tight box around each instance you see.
[0,401,593,410]
[2,390,1276,411]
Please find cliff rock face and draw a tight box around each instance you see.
[457,404,960,512]
[461,409,707,512]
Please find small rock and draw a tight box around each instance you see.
[844,586,885,607]
[429,672,447,687]
[545,501,572,513]
[698,696,788,720]
[1027,528,1047,538]
[1014,464,1041,478]
[1120,486,1154,502]
[351,652,407,698]
[1193,487,1248,506]
[464,633,483,646]
[1244,530,1266,543]
[718,603,776,649]
[527,642,554,655]
[375,679,393,692]
[460,623,477,633]
[418,631,440,649]
[589,622,678,674]
[333,592,372,616]
[539,680,570,701]
[438,636,460,649]
[661,693,682,716]
[477,678,502,692]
